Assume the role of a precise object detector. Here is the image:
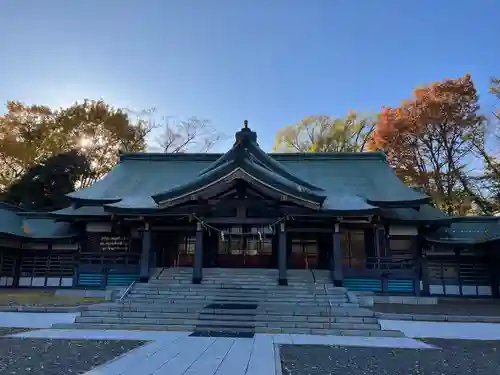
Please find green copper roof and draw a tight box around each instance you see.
[381,205,451,223]
[65,125,429,214]
[51,205,110,217]
[152,126,327,208]
[425,217,500,245]
[0,203,78,239]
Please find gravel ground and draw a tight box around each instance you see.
[280,339,500,374]
[0,338,146,375]
[372,301,500,316]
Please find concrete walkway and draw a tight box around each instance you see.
[4,313,500,374]
[9,330,434,375]
[380,319,500,340]
[0,311,78,328]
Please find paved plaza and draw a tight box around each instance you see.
[1,315,500,374]
[1,322,500,375]
[4,330,433,375]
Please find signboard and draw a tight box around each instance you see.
[99,235,129,252]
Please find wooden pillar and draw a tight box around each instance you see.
[192,222,204,284]
[139,223,152,282]
[420,253,430,296]
[278,221,288,285]
[332,223,343,287]
[491,250,500,298]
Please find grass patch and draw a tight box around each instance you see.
[0,327,37,336]
[0,291,106,306]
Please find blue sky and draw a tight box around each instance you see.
[1,0,498,152]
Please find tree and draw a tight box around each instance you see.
[470,77,500,210]
[273,112,375,152]
[370,74,490,215]
[155,116,223,153]
[3,150,90,210]
[55,100,153,187]
[491,77,500,122]
[0,99,153,191]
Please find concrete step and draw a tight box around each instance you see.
[149,280,332,290]
[125,297,354,308]
[50,322,405,337]
[88,304,370,317]
[133,286,345,293]
[128,296,351,302]
[75,317,381,331]
[137,285,346,294]
[132,290,345,296]
[120,300,356,308]
[132,285,344,292]
[151,274,337,279]
[81,310,379,324]
[126,294,347,302]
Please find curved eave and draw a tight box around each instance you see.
[0,202,27,212]
[153,159,325,207]
[50,206,111,219]
[320,207,379,215]
[67,197,122,206]
[0,231,79,241]
[389,218,454,225]
[199,148,237,176]
[153,160,233,203]
[104,208,158,215]
[367,197,431,208]
[247,143,322,191]
[104,207,187,216]
[50,212,110,218]
[321,194,378,214]
[245,159,325,204]
[424,235,500,246]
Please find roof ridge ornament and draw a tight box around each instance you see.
[235,119,257,145]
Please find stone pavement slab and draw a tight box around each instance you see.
[0,311,78,328]
[380,319,500,340]
[182,338,235,375]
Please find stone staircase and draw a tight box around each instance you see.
[53,268,403,337]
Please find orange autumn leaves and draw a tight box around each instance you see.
[368,74,487,213]
[371,74,479,153]
[370,74,482,180]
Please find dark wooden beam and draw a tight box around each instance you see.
[150,225,195,231]
[207,198,281,207]
[288,228,334,233]
[202,217,279,225]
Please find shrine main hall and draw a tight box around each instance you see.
[0,122,499,298]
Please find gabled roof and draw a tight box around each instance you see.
[0,203,78,240]
[62,123,429,215]
[425,216,500,245]
[152,125,327,209]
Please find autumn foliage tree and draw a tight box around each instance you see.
[370,74,490,215]
[0,100,152,191]
[273,112,375,152]
[471,77,500,208]
[4,150,91,210]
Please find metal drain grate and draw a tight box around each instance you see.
[189,330,255,338]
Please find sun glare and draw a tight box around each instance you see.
[78,136,93,149]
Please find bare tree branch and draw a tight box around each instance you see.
[156,116,224,153]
